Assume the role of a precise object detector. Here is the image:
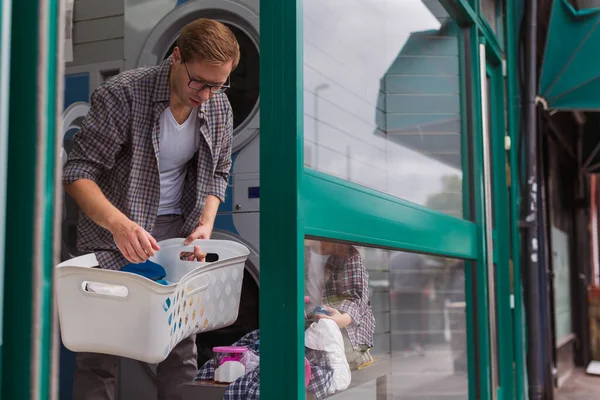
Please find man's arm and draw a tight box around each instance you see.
[185,102,233,245]
[207,104,233,203]
[184,194,220,245]
[63,85,159,263]
[65,179,159,263]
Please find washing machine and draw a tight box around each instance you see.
[59,1,260,398]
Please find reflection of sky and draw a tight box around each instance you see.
[303,0,462,213]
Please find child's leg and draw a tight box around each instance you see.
[341,330,372,371]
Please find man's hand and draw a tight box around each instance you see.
[110,217,160,263]
[180,194,220,262]
[180,246,207,262]
[179,221,213,262]
[315,306,352,329]
[184,221,213,244]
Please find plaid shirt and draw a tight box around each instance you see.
[305,246,376,349]
[63,57,233,270]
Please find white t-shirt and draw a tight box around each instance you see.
[157,107,200,215]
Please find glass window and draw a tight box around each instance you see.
[304,238,469,398]
[303,0,465,218]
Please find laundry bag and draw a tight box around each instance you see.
[55,239,249,364]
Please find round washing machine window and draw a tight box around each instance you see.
[163,23,259,151]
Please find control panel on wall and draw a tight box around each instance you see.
[233,173,259,213]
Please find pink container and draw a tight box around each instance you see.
[305,357,311,387]
[213,346,248,366]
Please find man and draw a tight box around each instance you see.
[63,18,239,400]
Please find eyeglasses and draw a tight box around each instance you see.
[182,61,230,94]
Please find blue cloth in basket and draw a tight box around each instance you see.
[121,260,170,285]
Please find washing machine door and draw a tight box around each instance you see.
[60,102,91,262]
[136,0,260,153]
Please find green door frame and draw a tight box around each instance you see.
[0,0,12,387]
[504,0,528,397]
[1,0,62,398]
[485,47,516,400]
[259,0,306,398]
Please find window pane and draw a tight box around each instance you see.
[304,238,469,399]
[303,0,464,218]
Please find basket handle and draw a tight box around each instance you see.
[81,280,129,299]
[184,273,210,297]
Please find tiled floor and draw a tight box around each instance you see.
[555,368,600,400]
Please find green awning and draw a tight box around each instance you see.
[539,0,600,110]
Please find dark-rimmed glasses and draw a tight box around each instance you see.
[182,60,230,94]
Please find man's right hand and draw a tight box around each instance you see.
[110,218,160,263]
[64,179,161,263]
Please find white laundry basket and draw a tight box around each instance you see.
[55,239,249,364]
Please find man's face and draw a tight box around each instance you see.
[171,47,233,108]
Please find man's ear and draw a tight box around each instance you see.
[172,46,181,63]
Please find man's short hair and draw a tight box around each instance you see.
[177,18,240,69]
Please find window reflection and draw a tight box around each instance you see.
[304,238,468,399]
[303,0,464,218]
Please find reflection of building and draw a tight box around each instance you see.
[375,21,461,170]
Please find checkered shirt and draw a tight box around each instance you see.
[306,246,376,349]
[196,329,334,399]
[62,56,233,270]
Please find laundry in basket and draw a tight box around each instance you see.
[55,239,249,364]
[86,260,170,296]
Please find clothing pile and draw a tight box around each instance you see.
[196,329,336,399]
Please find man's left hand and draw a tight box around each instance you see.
[184,221,213,245]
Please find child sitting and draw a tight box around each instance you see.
[305,239,376,371]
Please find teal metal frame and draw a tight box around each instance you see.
[505,0,528,397]
[259,0,306,398]
[1,0,61,398]
[487,55,516,400]
[0,0,12,388]
[303,170,477,259]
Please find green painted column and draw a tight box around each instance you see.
[259,0,305,398]
[1,0,61,398]
[505,0,528,397]
[467,27,493,400]
[0,0,13,389]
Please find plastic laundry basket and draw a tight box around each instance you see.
[55,239,249,364]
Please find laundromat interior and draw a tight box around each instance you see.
[61,1,261,398]
[7,0,582,397]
